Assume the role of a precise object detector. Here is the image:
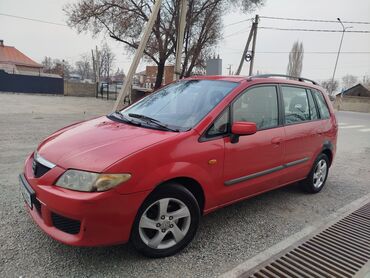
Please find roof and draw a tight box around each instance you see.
[0,45,42,68]
[341,83,370,97]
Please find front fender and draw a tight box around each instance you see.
[114,161,217,209]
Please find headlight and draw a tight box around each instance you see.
[55,170,131,192]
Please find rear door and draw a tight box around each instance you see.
[279,85,321,184]
[221,85,285,204]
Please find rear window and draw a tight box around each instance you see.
[312,90,330,119]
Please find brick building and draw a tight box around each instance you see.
[143,65,174,88]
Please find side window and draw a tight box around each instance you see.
[307,89,319,120]
[207,108,229,137]
[281,86,310,124]
[232,86,278,130]
[312,90,330,119]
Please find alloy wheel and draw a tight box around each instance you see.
[313,159,328,189]
[138,198,191,249]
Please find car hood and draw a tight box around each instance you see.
[37,116,179,172]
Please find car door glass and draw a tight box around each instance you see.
[307,89,319,120]
[282,86,310,124]
[312,90,330,119]
[207,108,229,137]
[232,86,278,130]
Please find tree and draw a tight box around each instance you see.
[100,43,116,80]
[41,56,53,70]
[42,57,72,78]
[286,41,304,77]
[363,75,370,90]
[75,54,92,80]
[321,79,339,93]
[65,0,262,88]
[342,74,358,89]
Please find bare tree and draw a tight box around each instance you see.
[363,75,370,90]
[75,54,92,80]
[286,41,304,77]
[64,0,262,88]
[321,79,339,93]
[41,56,53,70]
[42,57,72,78]
[100,43,116,80]
[342,74,358,89]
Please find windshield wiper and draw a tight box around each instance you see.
[128,113,179,132]
[108,112,142,126]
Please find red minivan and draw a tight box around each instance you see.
[20,74,337,257]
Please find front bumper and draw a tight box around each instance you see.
[21,154,150,246]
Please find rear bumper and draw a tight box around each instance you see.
[21,155,150,247]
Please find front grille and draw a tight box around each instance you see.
[33,160,51,178]
[51,212,81,235]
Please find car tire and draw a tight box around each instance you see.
[301,153,330,193]
[131,184,200,258]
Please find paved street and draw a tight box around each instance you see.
[1,94,370,278]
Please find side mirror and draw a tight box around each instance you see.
[230,122,257,143]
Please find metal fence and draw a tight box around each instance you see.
[0,70,63,94]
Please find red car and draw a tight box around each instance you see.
[20,74,337,257]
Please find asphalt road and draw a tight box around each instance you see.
[1,94,370,277]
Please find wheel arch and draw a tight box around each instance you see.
[154,177,206,215]
[322,140,334,167]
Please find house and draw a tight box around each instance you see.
[0,40,43,75]
[337,84,370,98]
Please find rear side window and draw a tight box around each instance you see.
[232,86,278,130]
[307,89,319,120]
[312,90,330,119]
[281,86,310,124]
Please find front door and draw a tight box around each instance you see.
[221,85,285,205]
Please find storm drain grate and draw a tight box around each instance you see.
[246,202,370,278]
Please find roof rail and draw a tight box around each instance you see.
[250,74,318,85]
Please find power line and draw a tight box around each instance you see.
[260,15,370,25]
[224,18,253,28]
[259,26,370,33]
[259,51,370,54]
[224,49,370,55]
[223,28,250,38]
[0,13,68,26]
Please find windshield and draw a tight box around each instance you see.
[120,80,238,130]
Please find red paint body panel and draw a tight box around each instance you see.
[21,76,338,246]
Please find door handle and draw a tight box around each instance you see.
[271,137,283,145]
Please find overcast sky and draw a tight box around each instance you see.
[0,0,369,83]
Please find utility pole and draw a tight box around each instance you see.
[236,14,259,76]
[95,46,100,84]
[113,0,163,111]
[174,0,188,81]
[330,18,352,96]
